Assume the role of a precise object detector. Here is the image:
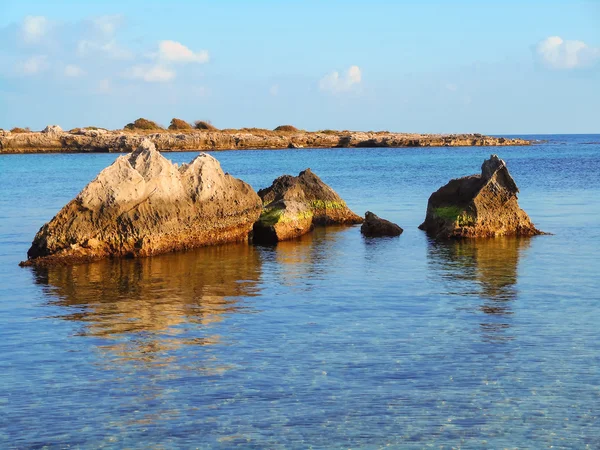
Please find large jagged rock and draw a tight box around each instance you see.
[361,211,403,237]
[253,169,362,244]
[22,140,262,265]
[419,155,543,238]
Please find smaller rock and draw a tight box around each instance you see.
[42,125,63,134]
[361,212,403,237]
[253,168,362,244]
[288,142,304,149]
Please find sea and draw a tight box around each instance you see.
[1,134,599,449]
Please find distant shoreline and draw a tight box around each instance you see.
[0,126,531,155]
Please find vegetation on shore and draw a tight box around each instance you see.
[168,118,193,131]
[273,125,299,132]
[194,120,217,131]
[0,118,532,153]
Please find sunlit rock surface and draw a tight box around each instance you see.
[253,169,362,244]
[419,155,543,238]
[23,140,262,265]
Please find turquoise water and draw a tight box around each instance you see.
[1,135,599,448]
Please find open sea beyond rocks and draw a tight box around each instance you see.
[1,134,599,449]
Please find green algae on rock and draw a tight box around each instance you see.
[253,169,362,244]
[419,155,543,239]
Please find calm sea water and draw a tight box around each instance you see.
[1,135,599,449]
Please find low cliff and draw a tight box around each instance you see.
[0,128,530,154]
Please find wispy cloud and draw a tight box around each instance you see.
[125,65,176,82]
[91,15,124,36]
[122,40,209,83]
[21,16,48,43]
[2,15,211,88]
[535,36,600,69]
[319,65,362,93]
[157,40,209,64]
[64,64,85,77]
[17,55,48,75]
[77,39,132,60]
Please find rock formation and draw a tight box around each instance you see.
[22,140,262,265]
[0,128,531,154]
[253,169,362,244]
[419,155,543,238]
[42,125,63,134]
[360,211,403,237]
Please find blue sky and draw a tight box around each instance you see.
[1,0,599,134]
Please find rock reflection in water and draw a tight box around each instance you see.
[259,225,351,286]
[33,243,262,364]
[427,237,531,342]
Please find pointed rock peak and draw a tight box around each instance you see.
[127,139,173,180]
[182,152,222,173]
[298,168,321,182]
[128,139,158,162]
[481,154,506,180]
[190,152,219,165]
[481,154,518,194]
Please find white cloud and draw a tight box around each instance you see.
[319,65,362,93]
[536,36,600,69]
[77,39,132,60]
[64,64,85,77]
[21,16,48,43]
[123,40,209,84]
[17,55,48,75]
[126,65,175,82]
[269,84,280,96]
[157,40,209,63]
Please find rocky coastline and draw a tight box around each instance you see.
[18,137,544,266]
[0,126,530,154]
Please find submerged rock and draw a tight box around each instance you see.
[419,155,543,238]
[361,211,403,237]
[253,169,362,244]
[22,140,262,265]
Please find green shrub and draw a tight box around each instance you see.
[194,120,217,131]
[274,125,298,132]
[124,118,163,131]
[168,118,192,130]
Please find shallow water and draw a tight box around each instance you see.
[1,135,599,448]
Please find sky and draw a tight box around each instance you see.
[0,0,599,134]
